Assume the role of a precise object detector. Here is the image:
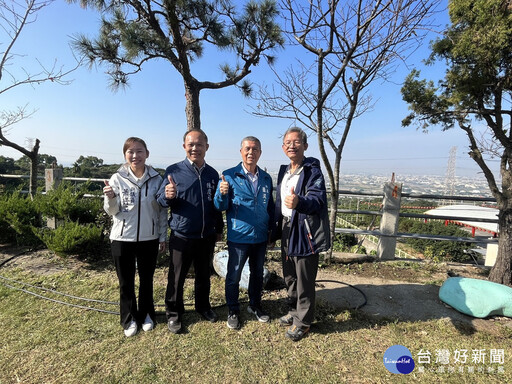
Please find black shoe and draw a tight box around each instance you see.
[227,311,240,330]
[285,325,309,341]
[279,314,293,326]
[199,309,218,323]
[167,320,182,334]
[247,305,270,323]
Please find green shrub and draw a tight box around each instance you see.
[350,244,367,254]
[0,190,42,246]
[36,182,102,224]
[399,220,472,263]
[331,233,358,252]
[37,221,104,256]
[0,185,108,257]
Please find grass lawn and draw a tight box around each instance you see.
[1,253,511,383]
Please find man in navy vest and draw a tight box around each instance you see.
[157,129,224,334]
[274,127,330,341]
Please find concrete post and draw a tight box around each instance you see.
[484,243,498,267]
[377,182,402,260]
[45,168,63,229]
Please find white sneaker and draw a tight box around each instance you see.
[142,314,154,332]
[124,320,138,337]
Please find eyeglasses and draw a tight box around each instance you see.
[283,140,303,147]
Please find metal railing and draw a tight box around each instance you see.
[335,191,497,241]
[1,173,500,259]
[334,185,498,262]
[0,174,104,182]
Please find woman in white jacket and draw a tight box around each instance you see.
[103,137,167,337]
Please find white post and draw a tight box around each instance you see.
[377,181,402,260]
[45,168,63,229]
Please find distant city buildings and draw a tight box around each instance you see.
[266,171,493,199]
[337,173,493,198]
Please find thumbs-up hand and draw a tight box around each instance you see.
[103,180,115,199]
[165,174,177,199]
[219,174,229,195]
[284,186,298,209]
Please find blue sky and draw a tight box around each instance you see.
[0,0,495,179]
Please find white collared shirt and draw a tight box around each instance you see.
[281,165,303,219]
[242,163,259,196]
[187,158,205,175]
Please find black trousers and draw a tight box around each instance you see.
[282,222,319,328]
[165,233,216,321]
[111,239,159,329]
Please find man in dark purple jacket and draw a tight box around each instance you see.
[274,127,330,341]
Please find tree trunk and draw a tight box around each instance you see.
[327,189,339,261]
[325,149,342,263]
[488,208,512,286]
[184,81,201,131]
[28,139,40,199]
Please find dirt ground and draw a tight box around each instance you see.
[1,244,511,334]
[314,254,512,334]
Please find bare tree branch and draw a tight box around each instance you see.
[252,0,441,259]
[0,0,79,196]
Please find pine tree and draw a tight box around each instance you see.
[402,0,512,284]
[69,0,283,131]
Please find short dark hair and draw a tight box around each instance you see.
[283,127,307,145]
[123,137,148,154]
[183,129,208,143]
[240,136,261,148]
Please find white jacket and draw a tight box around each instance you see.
[104,164,167,243]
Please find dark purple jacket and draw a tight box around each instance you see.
[275,157,330,256]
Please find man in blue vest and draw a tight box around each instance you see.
[214,136,275,330]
